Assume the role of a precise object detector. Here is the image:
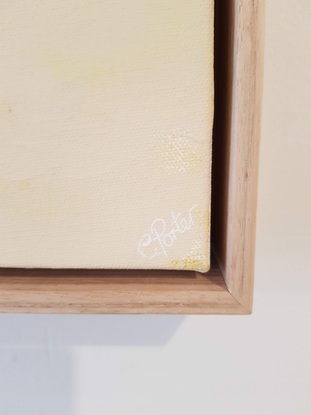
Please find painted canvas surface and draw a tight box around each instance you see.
[0,1,214,271]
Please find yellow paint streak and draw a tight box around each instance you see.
[0,178,93,219]
[0,178,31,192]
[154,130,203,174]
[0,178,57,219]
[39,52,113,85]
[0,102,15,126]
[171,256,209,272]
[35,0,203,85]
[202,210,211,230]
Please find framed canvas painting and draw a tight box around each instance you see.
[0,1,264,314]
[1,0,213,272]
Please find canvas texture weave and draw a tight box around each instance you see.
[0,1,214,271]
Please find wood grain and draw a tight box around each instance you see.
[0,261,244,314]
[0,1,264,314]
[213,0,264,312]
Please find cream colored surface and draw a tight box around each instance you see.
[0,1,214,270]
[0,2,310,414]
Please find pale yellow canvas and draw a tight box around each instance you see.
[0,1,214,271]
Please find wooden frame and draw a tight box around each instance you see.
[0,1,264,314]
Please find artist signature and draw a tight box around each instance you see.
[138,205,197,259]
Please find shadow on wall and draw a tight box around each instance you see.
[0,316,184,415]
[0,315,185,347]
[0,315,184,414]
[0,348,73,415]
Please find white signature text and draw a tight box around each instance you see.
[138,205,197,259]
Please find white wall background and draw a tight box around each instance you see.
[0,1,310,414]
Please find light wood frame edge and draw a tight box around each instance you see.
[214,0,264,313]
[0,1,264,314]
[0,263,245,314]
